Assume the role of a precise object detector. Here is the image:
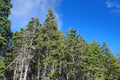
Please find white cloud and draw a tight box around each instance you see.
[106,0,120,8]
[106,1,115,8]
[106,0,120,14]
[9,0,62,31]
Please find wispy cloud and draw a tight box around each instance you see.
[9,0,62,31]
[106,0,120,14]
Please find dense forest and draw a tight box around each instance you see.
[0,0,120,80]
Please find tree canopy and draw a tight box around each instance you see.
[0,1,120,80]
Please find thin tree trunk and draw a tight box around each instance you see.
[37,65,40,80]
[13,60,18,80]
[22,29,35,80]
[19,57,24,80]
[23,64,29,80]
[67,74,69,80]
[42,66,47,80]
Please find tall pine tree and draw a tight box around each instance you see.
[0,0,12,56]
[0,0,12,79]
[101,42,120,80]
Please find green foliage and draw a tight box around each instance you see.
[0,57,5,79]
[0,0,12,79]
[102,42,120,79]
[0,4,120,80]
[45,8,57,30]
[0,36,7,47]
[0,0,12,55]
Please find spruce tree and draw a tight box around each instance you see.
[40,8,65,80]
[6,18,40,80]
[80,40,105,80]
[0,0,12,56]
[89,41,105,80]
[4,6,120,80]
[102,42,120,80]
[74,35,88,80]
[66,29,79,79]
[0,0,12,79]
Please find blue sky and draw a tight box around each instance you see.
[9,0,120,55]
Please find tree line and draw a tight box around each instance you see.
[0,0,120,80]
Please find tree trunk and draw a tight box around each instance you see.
[42,66,47,80]
[13,60,18,80]
[19,57,24,80]
[67,74,69,80]
[37,65,40,80]
[23,64,29,80]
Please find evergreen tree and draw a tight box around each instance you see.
[73,35,88,80]
[0,0,12,79]
[39,8,66,80]
[44,8,57,31]
[7,18,40,80]
[80,40,105,80]
[4,7,120,80]
[65,29,80,79]
[0,0,12,56]
[102,42,120,80]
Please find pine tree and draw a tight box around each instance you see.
[39,8,66,80]
[6,18,40,80]
[90,41,105,79]
[0,0,12,56]
[0,0,12,79]
[44,8,57,31]
[65,29,79,79]
[4,7,120,80]
[102,42,120,80]
[27,18,42,80]
[74,35,88,80]
[81,40,105,80]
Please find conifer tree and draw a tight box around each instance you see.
[89,41,105,79]
[39,8,66,80]
[73,35,88,80]
[0,0,12,56]
[65,29,79,79]
[0,0,12,79]
[7,18,40,80]
[4,7,120,80]
[101,42,120,80]
[79,40,105,80]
